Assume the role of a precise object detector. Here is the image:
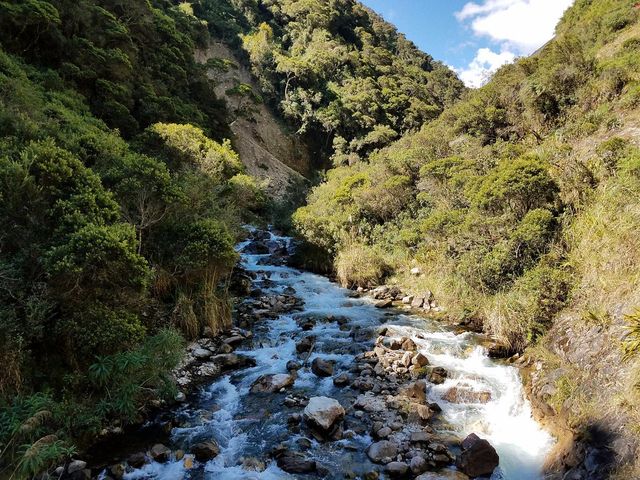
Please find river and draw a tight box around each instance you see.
[119,229,553,480]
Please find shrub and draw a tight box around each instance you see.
[472,157,558,218]
[335,244,390,288]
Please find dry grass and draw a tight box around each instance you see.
[335,243,390,288]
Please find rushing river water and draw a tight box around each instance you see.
[121,230,553,480]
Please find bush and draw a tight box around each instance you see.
[472,156,558,218]
[335,244,390,288]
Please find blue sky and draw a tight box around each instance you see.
[360,0,574,87]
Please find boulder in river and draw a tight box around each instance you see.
[250,374,295,393]
[275,450,316,474]
[456,433,499,478]
[385,461,409,477]
[442,386,492,404]
[400,380,427,404]
[311,357,334,377]
[149,444,171,463]
[367,440,398,463]
[296,336,315,353]
[191,441,220,462]
[303,396,345,435]
[127,452,147,468]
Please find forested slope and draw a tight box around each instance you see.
[0,0,463,477]
[294,0,640,477]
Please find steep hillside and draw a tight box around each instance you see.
[294,0,640,477]
[196,0,465,164]
[0,0,464,477]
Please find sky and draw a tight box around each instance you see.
[359,0,574,87]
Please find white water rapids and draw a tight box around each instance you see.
[123,231,554,479]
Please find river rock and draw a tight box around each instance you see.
[191,441,220,462]
[243,241,269,254]
[296,336,315,353]
[303,396,345,433]
[367,440,398,463]
[386,461,409,477]
[375,299,393,308]
[250,374,295,393]
[212,353,255,371]
[412,352,429,367]
[410,455,429,475]
[276,450,316,474]
[286,360,301,371]
[67,460,87,474]
[429,366,447,384]
[402,337,417,351]
[333,372,351,387]
[193,348,213,359]
[149,444,171,463]
[416,472,470,480]
[127,452,146,468]
[442,386,491,404]
[456,434,499,478]
[411,297,425,308]
[402,295,414,304]
[311,357,334,377]
[400,380,427,404]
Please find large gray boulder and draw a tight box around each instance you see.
[366,440,398,463]
[303,396,345,434]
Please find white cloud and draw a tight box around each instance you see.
[455,47,516,88]
[456,0,574,54]
[454,0,573,87]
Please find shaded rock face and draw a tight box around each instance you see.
[303,396,345,436]
[149,444,170,463]
[250,373,295,393]
[456,433,499,478]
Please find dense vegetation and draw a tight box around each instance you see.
[294,0,640,351]
[0,0,465,477]
[200,0,465,162]
[0,1,270,477]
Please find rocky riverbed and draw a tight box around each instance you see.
[60,228,553,480]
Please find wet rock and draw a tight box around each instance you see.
[303,396,345,435]
[410,455,429,475]
[367,440,398,463]
[333,373,351,387]
[456,434,499,478]
[401,337,417,351]
[416,472,470,480]
[400,380,427,404]
[127,452,146,468]
[224,335,244,347]
[286,360,301,371]
[385,461,409,477]
[311,357,334,377]
[296,336,315,353]
[107,463,125,480]
[375,299,393,309]
[212,353,256,371]
[191,441,220,462]
[410,431,432,443]
[241,456,266,471]
[250,374,295,393]
[412,352,429,367]
[67,460,87,474]
[275,450,316,474]
[149,444,171,463]
[375,426,393,439]
[243,241,269,254]
[442,387,491,404]
[429,367,448,384]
